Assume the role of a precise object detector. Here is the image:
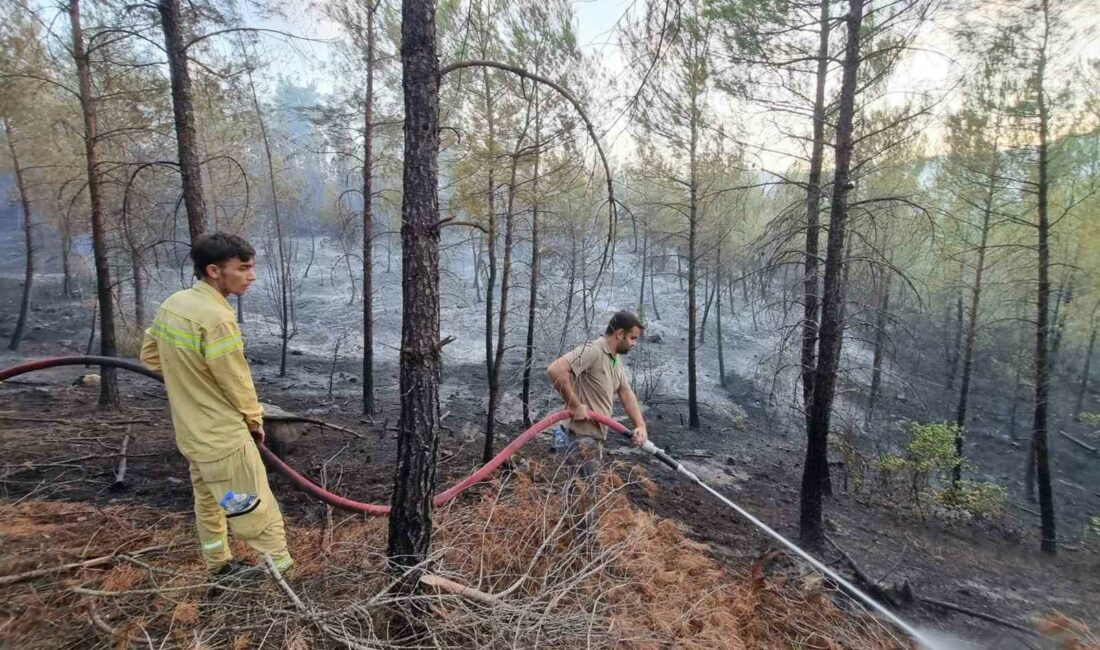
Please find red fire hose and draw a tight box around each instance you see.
[0,356,630,515]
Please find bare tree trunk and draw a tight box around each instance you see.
[469,237,481,301]
[649,247,662,321]
[800,0,863,549]
[1049,274,1073,371]
[131,248,144,328]
[4,118,34,351]
[482,67,498,395]
[638,229,647,321]
[61,209,73,297]
[717,244,726,389]
[953,158,997,486]
[521,87,541,428]
[687,94,700,429]
[699,264,717,346]
[486,124,527,463]
[70,0,118,408]
[388,0,441,584]
[362,3,376,415]
[1074,321,1097,420]
[947,285,963,391]
[801,0,830,418]
[868,271,892,420]
[246,68,291,377]
[559,227,577,355]
[1032,3,1056,554]
[157,0,207,242]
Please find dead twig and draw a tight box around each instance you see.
[111,427,132,490]
[419,573,499,604]
[0,544,169,587]
[1058,430,1098,454]
[267,416,366,439]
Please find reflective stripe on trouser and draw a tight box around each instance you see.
[189,441,292,572]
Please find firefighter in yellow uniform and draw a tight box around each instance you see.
[140,233,292,576]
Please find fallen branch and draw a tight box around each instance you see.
[419,573,499,604]
[0,544,168,587]
[86,598,129,640]
[267,416,367,439]
[919,596,1040,637]
[824,535,903,608]
[1012,503,1041,517]
[1058,430,1098,454]
[0,415,73,424]
[111,429,131,489]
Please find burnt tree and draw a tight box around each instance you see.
[799,0,864,549]
[363,1,377,414]
[3,117,34,352]
[800,0,831,418]
[1031,0,1056,554]
[157,0,207,242]
[387,0,442,578]
[70,0,119,408]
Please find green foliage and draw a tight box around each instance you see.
[1090,516,1100,536]
[1077,412,1100,427]
[906,421,965,475]
[934,481,1008,520]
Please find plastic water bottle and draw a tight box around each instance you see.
[219,490,259,515]
[553,424,569,453]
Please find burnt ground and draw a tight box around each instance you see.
[1,269,1099,649]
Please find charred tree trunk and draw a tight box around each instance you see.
[560,227,577,355]
[687,95,700,430]
[868,271,892,419]
[362,3,376,415]
[946,286,963,391]
[801,0,830,420]
[485,130,526,463]
[70,0,118,408]
[638,230,648,321]
[650,247,662,321]
[1074,321,1097,420]
[131,248,144,328]
[700,265,717,346]
[482,68,498,399]
[521,88,541,429]
[717,244,726,389]
[388,0,441,582]
[953,159,997,486]
[157,0,207,242]
[1032,3,1056,554]
[61,209,73,297]
[800,0,863,549]
[4,118,34,352]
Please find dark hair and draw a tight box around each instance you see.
[192,232,256,279]
[605,310,645,335]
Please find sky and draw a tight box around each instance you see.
[249,0,1098,173]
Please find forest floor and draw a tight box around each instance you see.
[1,235,1099,648]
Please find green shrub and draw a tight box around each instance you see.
[934,481,1008,520]
[905,421,964,475]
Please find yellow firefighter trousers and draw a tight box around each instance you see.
[189,441,293,572]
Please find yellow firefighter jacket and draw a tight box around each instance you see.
[140,281,263,462]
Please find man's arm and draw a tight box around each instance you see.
[547,355,589,421]
[139,327,162,373]
[204,321,264,438]
[618,383,648,447]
